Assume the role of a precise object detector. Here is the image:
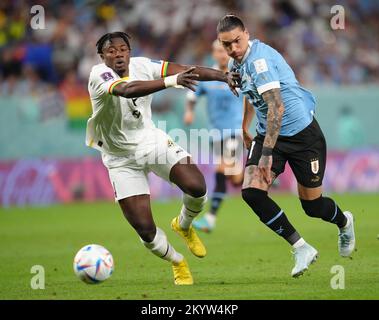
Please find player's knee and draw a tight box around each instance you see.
[300,196,323,218]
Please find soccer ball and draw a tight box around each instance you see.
[73,244,114,284]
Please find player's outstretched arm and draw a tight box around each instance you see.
[258,88,285,184]
[111,67,199,98]
[166,62,241,96]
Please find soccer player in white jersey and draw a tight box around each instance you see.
[86,32,240,285]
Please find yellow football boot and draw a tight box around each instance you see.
[171,217,207,258]
[172,258,193,285]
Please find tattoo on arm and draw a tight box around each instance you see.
[261,88,285,149]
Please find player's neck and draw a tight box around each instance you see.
[114,67,129,78]
[119,69,129,78]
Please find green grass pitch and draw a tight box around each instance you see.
[0,193,378,300]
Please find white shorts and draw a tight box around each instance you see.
[102,129,190,200]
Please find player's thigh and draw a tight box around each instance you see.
[242,164,280,191]
[169,160,207,197]
[288,119,327,191]
[243,135,286,191]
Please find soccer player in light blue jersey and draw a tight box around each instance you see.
[183,40,247,232]
[217,15,356,277]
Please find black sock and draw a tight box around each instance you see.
[242,188,301,245]
[210,172,226,215]
[301,196,347,228]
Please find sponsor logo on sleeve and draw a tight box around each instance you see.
[100,72,114,81]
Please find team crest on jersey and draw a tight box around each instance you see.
[168,139,175,147]
[253,58,268,74]
[310,158,319,174]
[100,72,114,81]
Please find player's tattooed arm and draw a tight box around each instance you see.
[258,88,285,184]
[261,88,285,151]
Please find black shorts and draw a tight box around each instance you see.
[246,118,327,188]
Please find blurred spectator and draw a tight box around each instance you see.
[59,70,92,129]
[38,84,65,122]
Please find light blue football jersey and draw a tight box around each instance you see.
[191,77,244,140]
[229,39,316,136]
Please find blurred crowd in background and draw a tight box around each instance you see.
[2,0,379,89]
[1,0,378,205]
[0,0,378,127]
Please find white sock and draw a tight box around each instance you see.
[292,237,306,249]
[179,192,207,230]
[205,213,216,227]
[341,213,350,229]
[141,228,183,264]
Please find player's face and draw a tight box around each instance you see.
[212,43,230,69]
[218,27,250,63]
[100,37,130,75]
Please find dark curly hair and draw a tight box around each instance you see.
[96,31,131,54]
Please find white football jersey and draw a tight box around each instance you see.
[86,57,168,156]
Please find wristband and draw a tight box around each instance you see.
[163,74,185,89]
[262,146,273,156]
[164,74,179,88]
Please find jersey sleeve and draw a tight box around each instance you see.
[250,57,281,95]
[89,65,128,97]
[145,58,169,80]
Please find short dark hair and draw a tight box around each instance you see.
[96,32,131,54]
[217,14,245,33]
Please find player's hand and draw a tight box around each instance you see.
[243,130,253,150]
[183,110,194,125]
[225,71,241,97]
[177,67,199,92]
[258,155,273,185]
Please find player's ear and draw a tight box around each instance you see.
[100,53,105,60]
